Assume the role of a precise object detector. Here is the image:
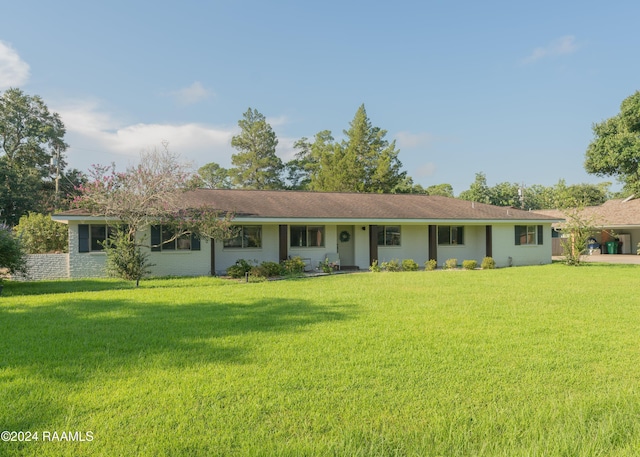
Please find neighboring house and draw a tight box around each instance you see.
[51,189,561,278]
[537,196,640,255]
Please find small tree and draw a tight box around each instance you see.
[102,225,152,287]
[559,207,596,266]
[0,224,27,278]
[14,212,68,253]
[75,145,235,284]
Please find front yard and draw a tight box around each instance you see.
[1,264,639,456]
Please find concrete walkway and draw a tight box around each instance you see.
[553,254,640,264]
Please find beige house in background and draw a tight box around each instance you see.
[537,196,640,255]
[51,189,560,278]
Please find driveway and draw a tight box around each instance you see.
[553,254,640,264]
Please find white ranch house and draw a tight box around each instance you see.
[51,189,560,278]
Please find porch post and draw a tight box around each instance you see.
[210,238,215,276]
[279,225,288,262]
[369,225,378,265]
[428,225,437,263]
[485,225,493,258]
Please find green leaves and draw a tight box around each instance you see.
[230,108,284,189]
[307,104,406,193]
[0,88,70,223]
[585,91,640,194]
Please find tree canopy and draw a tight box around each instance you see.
[585,91,640,194]
[229,108,284,189]
[458,172,611,209]
[0,88,78,224]
[300,105,406,193]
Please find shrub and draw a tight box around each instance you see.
[443,258,458,270]
[369,260,382,272]
[381,259,401,272]
[0,224,27,277]
[227,259,254,278]
[319,258,334,274]
[102,226,152,286]
[462,260,478,270]
[282,256,306,275]
[402,259,419,271]
[481,256,496,269]
[14,212,68,254]
[424,259,437,271]
[259,261,285,277]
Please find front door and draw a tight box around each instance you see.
[337,225,355,267]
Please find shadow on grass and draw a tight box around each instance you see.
[1,278,136,296]
[0,276,239,297]
[0,295,355,432]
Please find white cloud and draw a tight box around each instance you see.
[0,41,30,89]
[171,81,213,105]
[521,35,579,64]
[55,99,296,173]
[395,131,434,149]
[55,99,236,172]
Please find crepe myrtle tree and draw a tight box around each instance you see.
[75,145,235,284]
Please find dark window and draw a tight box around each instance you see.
[377,226,401,246]
[78,224,114,252]
[515,225,544,245]
[224,226,262,249]
[290,226,324,247]
[151,225,201,251]
[438,226,464,246]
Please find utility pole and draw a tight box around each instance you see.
[51,146,60,209]
[518,183,525,209]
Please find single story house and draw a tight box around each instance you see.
[536,196,640,255]
[51,189,561,278]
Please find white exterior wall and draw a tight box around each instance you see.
[377,225,429,264]
[214,224,280,274]
[436,225,486,267]
[492,224,553,267]
[148,238,212,276]
[354,226,371,268]
[12,254,70,281]
[68,222,107,278]
[62,221,555,278]
[67,222,214,278]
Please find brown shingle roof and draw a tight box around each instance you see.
[55,189,559,222]
[536,197,640,227]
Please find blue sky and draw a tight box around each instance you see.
[2,0,639,194]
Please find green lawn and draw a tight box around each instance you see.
[1,264,640,456]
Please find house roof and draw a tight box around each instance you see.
[55,189,560,224]
[535,196,640,228]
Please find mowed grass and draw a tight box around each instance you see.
[1,264,640,456]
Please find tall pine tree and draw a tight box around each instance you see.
[229,108,284,189]
[307,104,405,193]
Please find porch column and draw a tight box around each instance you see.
[210,238,215,276]
[369,225,378,265]
[428,225,437,262]
[279,225,288,262]
[485,225,493,258]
